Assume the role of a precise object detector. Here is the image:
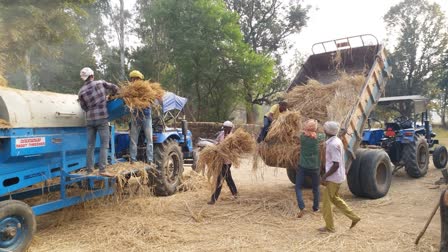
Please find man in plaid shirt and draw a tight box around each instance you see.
[78,67,119,177]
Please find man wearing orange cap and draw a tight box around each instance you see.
[296,119,324,218]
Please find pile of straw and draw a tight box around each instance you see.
[258,111,302,169]
[0,75,6,87]
[0,119,11,129]
[197,128,256,190]
[108,162,151,197]
[285,73,365,123]
[116,80,165,113]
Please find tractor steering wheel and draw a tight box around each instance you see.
[394,116,413,129]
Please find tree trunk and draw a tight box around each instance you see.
[24,51,32,90]
[245,102,258,124]
[119,0,125,80]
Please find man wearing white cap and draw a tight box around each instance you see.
[319,121,360,232]
[78,67,119,177]
[208,120,238,205]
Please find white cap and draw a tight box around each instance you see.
[324,121,340,135]
[80,67,94,81]
[223,120,234,128]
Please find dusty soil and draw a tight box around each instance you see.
[29,158,445,252]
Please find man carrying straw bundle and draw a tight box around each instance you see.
[208,121,238,205]
[78,67,118,177]
[296,119,324,218]
[128,70,154,165]
[257,101,288,143]
[319,121,360,232]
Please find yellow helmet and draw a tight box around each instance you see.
[129,70,144,80]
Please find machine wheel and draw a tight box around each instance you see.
[347,149,369,197]
[286,168,312,188]
[359,150,392,199]
[0,200,36,252]
[433,145,448,169]
[403,135,429,178]
[149,140,184,196]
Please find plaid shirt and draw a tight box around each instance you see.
[78,80,119,121]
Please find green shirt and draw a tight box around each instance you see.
[299,133,325,170]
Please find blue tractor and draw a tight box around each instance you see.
[111,91,194,196]
[361,95,447,179]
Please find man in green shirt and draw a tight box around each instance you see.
[296,119,324,218]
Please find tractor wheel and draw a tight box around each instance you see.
[347,149,369,197]
[0,200,36,252]
[433,145,448,169]
[403,135,429,178]
[286,168,312,188]
[149,140,184,196]
[359,150,392,199]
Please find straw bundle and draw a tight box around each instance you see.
[116,80,165,113]
[285,73,365,123]
[197,128,256,190]
[0,119,11,129]
[265,111,302,143]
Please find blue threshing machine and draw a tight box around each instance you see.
[0,87,193,251]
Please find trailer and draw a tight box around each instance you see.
[287,34,395,199]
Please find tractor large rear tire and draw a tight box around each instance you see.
[433,145,448,169]
[286,168,312,188]
[404,135,429,178]
[347,149,369,197]
[149,140,184,196]
[359,150,392,199]
[0,200,36,252]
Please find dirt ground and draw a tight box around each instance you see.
[27,154,446,252]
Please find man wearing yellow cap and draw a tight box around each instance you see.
[128,70,153,165]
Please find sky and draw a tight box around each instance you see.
[111,0,448,69]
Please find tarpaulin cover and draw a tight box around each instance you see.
[163,92,187,113]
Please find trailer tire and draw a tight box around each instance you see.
[359,150,392,199]
[404,135,429,178]
[347,149,369,197]
[149,140,184,196]
[433,145,448,169]
[286,168,312,188]
[0,200,36,252]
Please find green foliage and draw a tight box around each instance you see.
[135,0,275,121]
[384,0,448,98]
[223,0,309,122]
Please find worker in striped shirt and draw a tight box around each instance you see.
[78,67,118,177]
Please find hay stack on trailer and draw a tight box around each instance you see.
[257,35,392,199]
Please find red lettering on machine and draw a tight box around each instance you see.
[15,137,46,149]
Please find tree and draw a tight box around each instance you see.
[0,0,96,90]
[384,0,448,111]
[135,0,275,121]
[432,50,448,127]
[224,0,309,123]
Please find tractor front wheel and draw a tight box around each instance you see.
[149,140,184,196]
[433,145,448,169]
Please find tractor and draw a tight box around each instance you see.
[361,95,448,179]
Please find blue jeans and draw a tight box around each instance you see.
[295,167,320,211]
[130,114,153,163]
[257,116,272,143]
[86,118,109,172]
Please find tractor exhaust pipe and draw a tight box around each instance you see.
[181,119,188,146]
